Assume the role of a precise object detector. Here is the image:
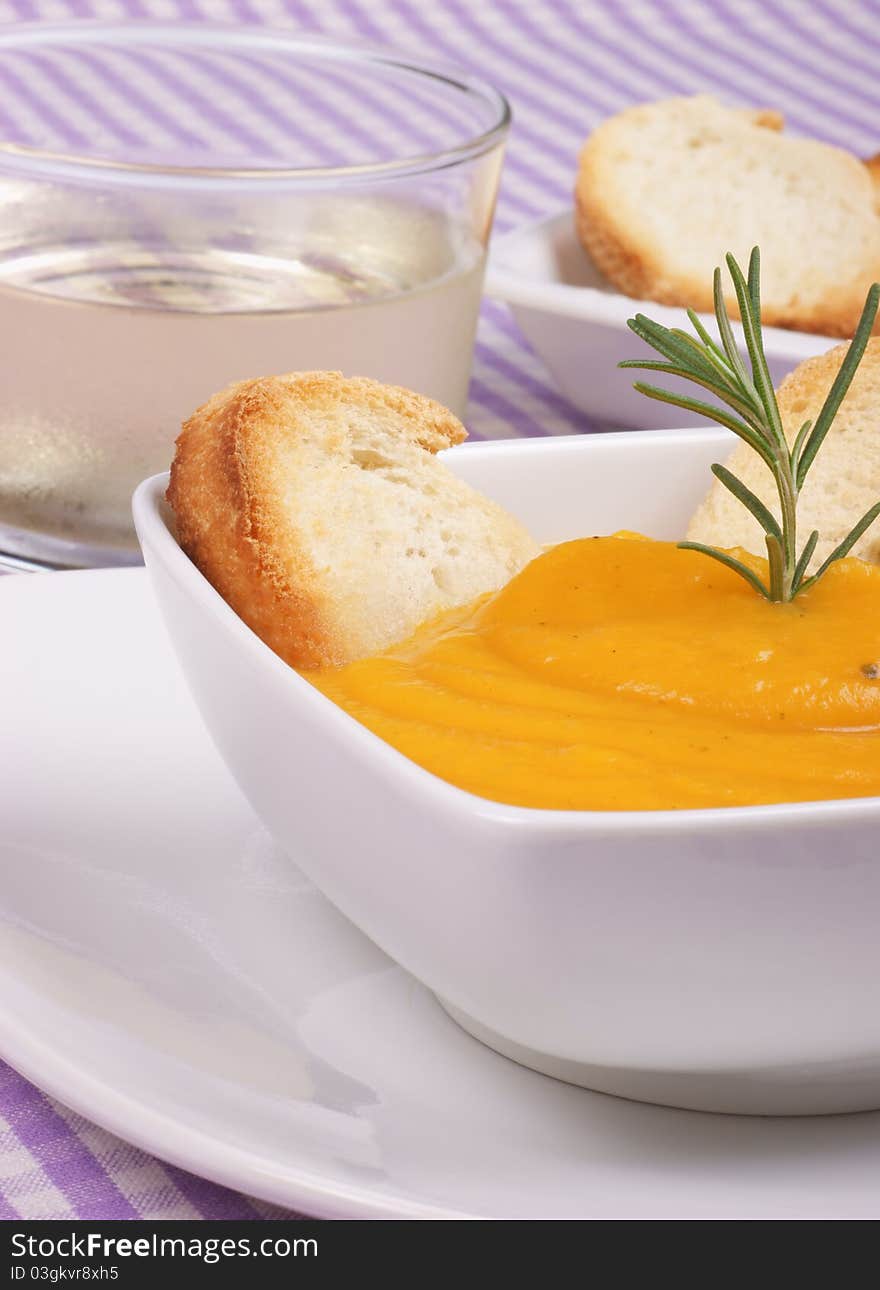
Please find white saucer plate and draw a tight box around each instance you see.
[2,568,879,1219]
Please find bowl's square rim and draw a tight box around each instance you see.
[133,431,880,834]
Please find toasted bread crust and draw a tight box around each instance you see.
[867,153,880,213]
[575,98,880,338]
[575,168,660,306]
[747,108,785,132]
[167,372,467,670]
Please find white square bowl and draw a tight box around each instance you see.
[486,212,837,429]
[133,429,880,1116]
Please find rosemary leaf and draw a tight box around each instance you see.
[791,418,813,473]
[792,530,819,592]
[626,315,723,383]
[725,253,787,454]
[621,360,776,438]
[630,382,777,467]
[746,246,762,329]
[670,329,756,397]
[796,283,880,488]
[711,464,782,541]
[713,267,757,399]
[677,542,771,599]
[687,308,737,372]
[765,532,786,601]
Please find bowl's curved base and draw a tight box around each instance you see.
[437,999,880,1117]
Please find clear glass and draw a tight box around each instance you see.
[0,23,509,567]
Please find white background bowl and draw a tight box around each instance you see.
[134,430,880,1116]
[486,212,837,429]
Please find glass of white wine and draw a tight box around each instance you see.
[0,23,510,568]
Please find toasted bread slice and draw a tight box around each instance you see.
[576,96,880,337]
[687,338,880,570]
[167,372,539,669]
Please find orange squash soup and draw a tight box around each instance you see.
[308,535,880,810]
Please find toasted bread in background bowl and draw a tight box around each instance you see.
[486,211,835,429]
[134,428,880,1117]
[488,95,880,429]
[575,96,880,339]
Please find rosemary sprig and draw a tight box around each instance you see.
[619,249,880,601]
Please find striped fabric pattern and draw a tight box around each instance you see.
[0,0,877,1219]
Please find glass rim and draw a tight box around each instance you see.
[0,21,512,183]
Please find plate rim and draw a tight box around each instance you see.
[0,994,470,1220]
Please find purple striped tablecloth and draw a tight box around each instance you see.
[1,0,878,1221]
